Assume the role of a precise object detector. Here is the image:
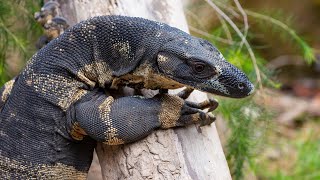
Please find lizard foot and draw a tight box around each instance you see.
[157,87,218,128]
[177,99,217,127]
[177,87,219,112]
[176,87,219,128]
[177,87,194,99]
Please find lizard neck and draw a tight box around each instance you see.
[110,62,184,90]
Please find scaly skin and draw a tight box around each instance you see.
[0,15,254,179]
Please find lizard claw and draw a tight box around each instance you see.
[176,99,217,128]
[185,97,219,111]
[177,87,194,99]
[207,98,219,112]
[174,89,219,129]
[199,112,216,126]
[197,113,216,133]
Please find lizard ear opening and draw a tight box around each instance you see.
[156,52,196,83]
[157,52,183,76]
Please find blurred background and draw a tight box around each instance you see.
[0,0,319,179]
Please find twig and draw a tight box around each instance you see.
[213,0,240,18]
[233,0,248,49]
[188,25,237,45]
[184,9,207,30]
[204,0,262,89]
[216,14,233,41]
[186,8,234,44]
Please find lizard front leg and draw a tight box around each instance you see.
[67,90,217,145]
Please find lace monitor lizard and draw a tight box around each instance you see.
[0,15,254,179]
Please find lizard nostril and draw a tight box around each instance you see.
[238,82,245,90]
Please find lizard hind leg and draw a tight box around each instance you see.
[35,1,69,49]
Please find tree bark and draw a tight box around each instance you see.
[56,0,231,179]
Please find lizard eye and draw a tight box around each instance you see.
[194,63,205,73]
[190,61,217,78]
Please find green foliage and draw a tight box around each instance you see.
[293,136,320,179]
[255,123,320,180]
[213,46,272,180]
[283,137,320,180]
[0,0,42,86]
[217,98,256,178]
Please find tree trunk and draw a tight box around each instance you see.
[56,0,231,179]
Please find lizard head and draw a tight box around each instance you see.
[157,36,254,98]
